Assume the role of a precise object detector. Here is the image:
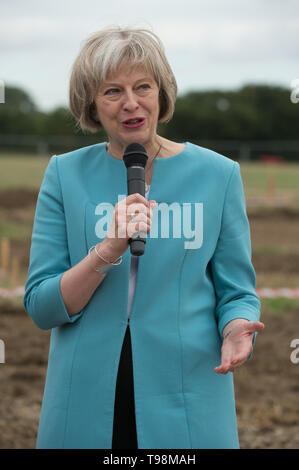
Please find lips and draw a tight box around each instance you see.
[122,117,146,129]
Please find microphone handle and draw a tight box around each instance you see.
[127,166,147,256]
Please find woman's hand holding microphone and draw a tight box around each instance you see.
[94,194,156,268]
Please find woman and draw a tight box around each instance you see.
[23,26,264,449]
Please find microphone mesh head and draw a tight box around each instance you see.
[123,143,148,168]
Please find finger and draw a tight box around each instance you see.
[215,331,255,374]
[128,211,148,222]
[229,346,253,368]
[230,357,245,368]
[215,349,248,373]
[215,361,241,374]
[128,207,154,223]
[214,360,232,374]
[125,193,152,207]
[215,347,234,373]
[215,339,237,373]
[227,358,247,372]
[127,202,149,216]
[117,196,149,214]
[244,321,265,335]
[214,366,226,374]
[128,213,152,231]
[132,207,152,220]
[228,345,252,366]
[214,366,231,375]
[128,220,150,238]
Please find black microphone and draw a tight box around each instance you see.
[123,142,148,256]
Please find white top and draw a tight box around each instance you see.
[127,185,150,320]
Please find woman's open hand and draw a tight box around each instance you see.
[214,319,264,374]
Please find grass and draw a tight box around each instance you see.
[240,162,299,191]
[253,245,299,255]
[0,219,32,240]
[261,298,299,316]
[0,152,299,300]
[0,153,50,189]
[0,152,299,196]
[240,162,299,208]
[0,216,32,241]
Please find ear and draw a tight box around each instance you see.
[158,88,167,122]
[89,102,101,125]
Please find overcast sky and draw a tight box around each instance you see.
[0,0,298,111]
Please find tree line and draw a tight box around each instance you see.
[0,84,298,158]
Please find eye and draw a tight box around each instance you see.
[104,88,120,95]
[138,84,151,90]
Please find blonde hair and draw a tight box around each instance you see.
[69,26,177,132]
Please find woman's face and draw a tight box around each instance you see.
[94,64,160,152]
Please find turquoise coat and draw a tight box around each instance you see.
[23,141,260,449]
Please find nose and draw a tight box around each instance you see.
[122,89,139,112]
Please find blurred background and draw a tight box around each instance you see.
[0,0,299,449]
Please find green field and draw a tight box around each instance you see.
[0,153,49,190]
[0,152,299,295]
[240,162,299,191]
[1,153,299,203]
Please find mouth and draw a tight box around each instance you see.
[122,117,146,129]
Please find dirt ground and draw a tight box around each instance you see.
[1,300,298,450]
[0,189,299,449]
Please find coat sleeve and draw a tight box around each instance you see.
[210,161,261,343]
[23,155,84,330]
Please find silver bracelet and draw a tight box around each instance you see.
[88,244,122,274]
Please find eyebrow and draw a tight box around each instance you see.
[102,77,154,88]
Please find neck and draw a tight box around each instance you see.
[107,137,162,161]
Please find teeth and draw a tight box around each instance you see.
[126,119,141,124]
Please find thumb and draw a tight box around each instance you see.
[244,321,265,334]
